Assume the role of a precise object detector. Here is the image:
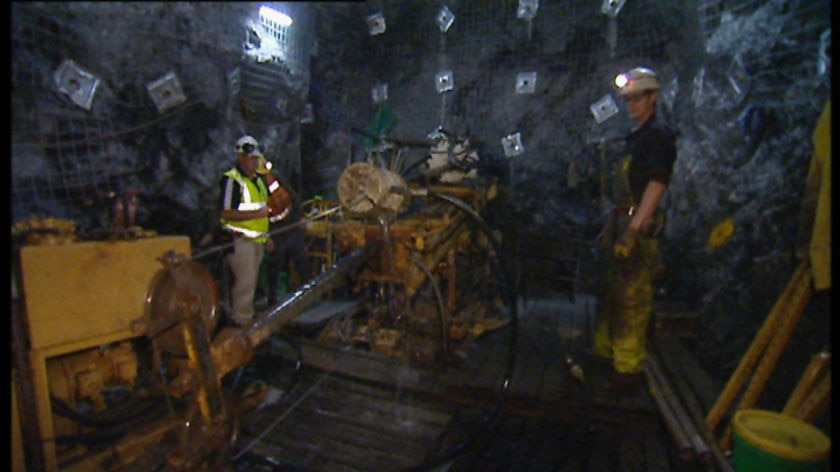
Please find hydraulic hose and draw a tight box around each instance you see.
[409,254,450,357]
[401,189,519,472]
[49,391,171,428]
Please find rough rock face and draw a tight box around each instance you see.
[11,1,831,411]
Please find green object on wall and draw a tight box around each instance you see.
[364,105,395,148]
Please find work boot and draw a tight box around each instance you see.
[604,370,644,392]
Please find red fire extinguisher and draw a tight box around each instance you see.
[112,193,125,229]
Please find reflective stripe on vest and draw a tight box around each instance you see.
[221,223,267,239]
[220,168,269,242]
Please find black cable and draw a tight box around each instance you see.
[409,254,450,358]
[231,334,304,396]
[49,391,167,427]
[401,189,519,472]
[167,186,516,472]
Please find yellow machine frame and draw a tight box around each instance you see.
[12,236,191,472]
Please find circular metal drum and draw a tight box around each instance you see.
[144,252,220,357]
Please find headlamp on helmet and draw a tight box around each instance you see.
[614,67,660,96]
[236,135,260,156]
[256,155,274,174]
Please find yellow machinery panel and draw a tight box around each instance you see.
[16,236,190,472]
[20,236,191,350]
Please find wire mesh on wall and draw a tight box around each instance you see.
[11,5,124,226]
[323,0,706,225]
[357,0,683,140]
[11,2,291,230]
[324,0,828,226]
[10,1,831,230]
[696,0,830,113]
[242,2,314,118]
[13,101,130,201]
[254,3,312,81]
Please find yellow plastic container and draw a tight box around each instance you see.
[732,409,830,472]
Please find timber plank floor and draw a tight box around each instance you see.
[232,295,722,472]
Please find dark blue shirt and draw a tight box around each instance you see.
[625,113,677,205]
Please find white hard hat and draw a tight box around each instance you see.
[614,67,660,96]
[235,135,260,155]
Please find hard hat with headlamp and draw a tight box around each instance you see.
[614,67,660,96]
[235,135,260,156]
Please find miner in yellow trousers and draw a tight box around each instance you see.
[592,66,677,391]
[594,210,659,380]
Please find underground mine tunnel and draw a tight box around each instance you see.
[11,1,831,471]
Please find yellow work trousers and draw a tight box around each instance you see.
[594,215,658,374]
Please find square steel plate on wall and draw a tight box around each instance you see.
[501,132,525,157]
[147,71,187,114]
[53,59,100,110]
[515,72,537,94]
[590,94,619,123]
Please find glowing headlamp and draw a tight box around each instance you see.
[614,72,629,89]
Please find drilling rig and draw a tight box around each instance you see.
[12,156,513,472]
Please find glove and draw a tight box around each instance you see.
[614,226,639,260]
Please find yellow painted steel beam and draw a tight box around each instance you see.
[792,373,830,424]
[783,351,830,417]
[734,268,812,410]
[705,260,809,433]
[715,261,812,452]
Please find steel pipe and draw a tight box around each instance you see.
[646,349,712,462]
[248,243,378,347]
[644,360,694,461]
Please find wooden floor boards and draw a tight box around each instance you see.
[232,295,722,472]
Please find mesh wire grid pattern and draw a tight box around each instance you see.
[332,0,690,158]
[351,0,829,121]
[11,1,830,227]
[257,9,310,78]
[12,5,120,223]
[695,0,831,110]
[10,2,310,226]
[333,0,828,226]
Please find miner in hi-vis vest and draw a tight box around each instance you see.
[219,135,273,326]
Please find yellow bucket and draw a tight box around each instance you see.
[732,409,830,472]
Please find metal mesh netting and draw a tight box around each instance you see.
[696,0,830,112]
[319,0,692,139]
[12,5,123,225]
[11,2,313,228]
[345,0,827,136]
[11,1,830,230]
[313,0,829,226]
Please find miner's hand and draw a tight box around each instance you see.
[613,226,639,260]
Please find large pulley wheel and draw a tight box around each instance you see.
[144,251,220,357]
[337,162,409,215]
